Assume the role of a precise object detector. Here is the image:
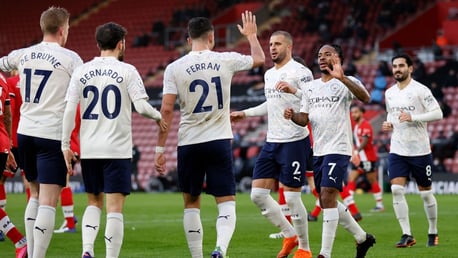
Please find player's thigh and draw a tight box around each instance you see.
[17,134,37,182]
[388,153,410,181]
[35,137,67,186]
[252,142,279,180]
[177,141,214,196]
[277,138,310,188]
[81,159,105,195]
[315,154,349,192]
[204,140,236,197]
[408,154,434,187]
[104,159,131,195]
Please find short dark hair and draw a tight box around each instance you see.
[293,56,306,66]
[392,53,413,67]
[95,22,127,50]
[187,17,213,39]
[272,30,293,45]
[318,44,344,64]
[351,104,365,113]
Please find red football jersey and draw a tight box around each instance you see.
[70,105,81,155]
[6,75,20,148]
[353,120,377,161]
[0,74,11,152]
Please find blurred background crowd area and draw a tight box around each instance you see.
[2,0,458,191]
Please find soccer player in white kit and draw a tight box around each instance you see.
[284,44,375,258]
[154,12,265,258]
[0,7,83,258]
[231,31,313,258]
[61,22,166,258]
[382,53,442,248]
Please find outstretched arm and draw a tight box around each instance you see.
[325,53,370,103]
[237,10,265,68]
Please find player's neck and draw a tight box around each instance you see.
[320,73,333,82]
[274,56,291,69]
[397,77,411,90]
[100,50,119,58]
[42,35,62,47]
[191,41,211,52]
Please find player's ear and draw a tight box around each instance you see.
[116,39,124,50]
[208,31,214,45]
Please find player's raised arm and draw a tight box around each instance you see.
[237,10,265,68]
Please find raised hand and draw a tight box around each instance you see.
[326,53,344,80]
[237,10,257,37]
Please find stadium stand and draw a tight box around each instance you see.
[2,0,458,186]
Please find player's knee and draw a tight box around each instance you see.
[250,187,269,205]
[391,184,405,201]
[420,189,436,204]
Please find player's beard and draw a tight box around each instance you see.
[118,49,125,61]
[320,64,333,75]
[272,51,286,64]
[394,71,408,82]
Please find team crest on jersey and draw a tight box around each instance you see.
[280,73,287,81]
[330,83,340,92]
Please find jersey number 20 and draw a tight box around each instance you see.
[83,85,121,120]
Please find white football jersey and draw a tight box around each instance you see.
[264,59,313,142]
[163,50,253,146]
[66,56,150,158]
[0,42,83,140]
[301,76,363,156]
[385,79,440,156]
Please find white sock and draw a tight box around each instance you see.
[216,201,236,256]
[391,185,411,235]
[373,192,384,208]
[342,194,355,207]
[184,208,203,258]
[105,212,124,258]
[251,187,295,238]
[337,202,366,243]
[284,191,310,250]
[62,205,74,222]
[33,205,56,258]
[320,208,339,258]
[24,198,39,257]
[420,190,438,234]
[280,204,291,217]
[82,205,102,257]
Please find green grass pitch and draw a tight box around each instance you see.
[0,192,455,257]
